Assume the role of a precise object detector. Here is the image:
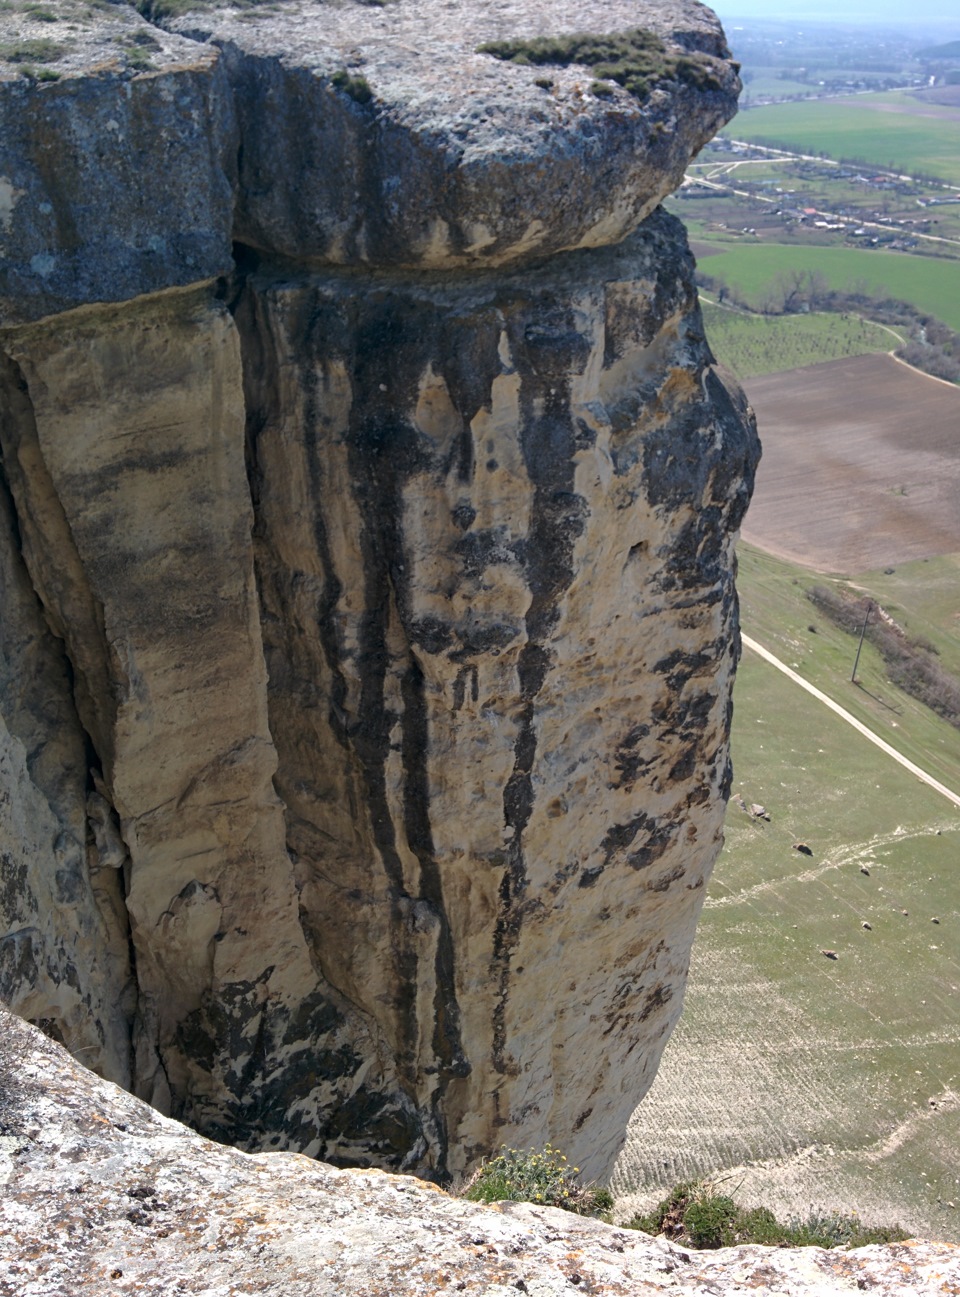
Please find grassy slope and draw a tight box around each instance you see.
[700,302,895,378]
[614,545,960,1241]
[616,94,960,1232]
[726,93,960,185]
[853,555,960,681]
[692,242,960,332]
[736,547,960,794]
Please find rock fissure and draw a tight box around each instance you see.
[1,0,759,1184]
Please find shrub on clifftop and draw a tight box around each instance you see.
[629,1180,910,1249]
[462,1146,613,1217]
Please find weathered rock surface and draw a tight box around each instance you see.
[1,0,758,1179]
[3,1011,958,1297]
[0,1,236,324]
[181,0,737,271]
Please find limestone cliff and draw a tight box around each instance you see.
[0,0,758,1180]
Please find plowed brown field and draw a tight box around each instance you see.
[740,353,960,572]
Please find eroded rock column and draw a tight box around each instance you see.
[237,212,757,1176]
[0,0,758,1181]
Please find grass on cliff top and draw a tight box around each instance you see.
[477,28,726,101]
[463,1146,613,1217]
[130,0,296,20]
[615,543,960,1243]
[628,1180,908,1249]
[458,1149,909,1247]
[0,36,66,62]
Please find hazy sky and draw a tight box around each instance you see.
[712,0,957,29]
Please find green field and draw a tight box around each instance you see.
[694,241,960,332]
[616,64,960,1235]
[701,302,895,378]
[727,93,960,186]
[741,75,823,102]
[615,545,960,1241]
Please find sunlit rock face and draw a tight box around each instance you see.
[0,0,757,1180]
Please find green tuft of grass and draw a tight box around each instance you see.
[462,1146,612,1217]
[113,29,160,70]
[133,0,292,17]
[330,69,372,104]
[133,0,205,18]
[0,37,66,63]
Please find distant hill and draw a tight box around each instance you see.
[918,40,960,60]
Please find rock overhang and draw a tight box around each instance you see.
[1,0,740,322]
[188,0,740,269]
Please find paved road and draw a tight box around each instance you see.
[741,633,960,811]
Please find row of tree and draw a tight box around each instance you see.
[696,267,960,383]
[807,585,960,729]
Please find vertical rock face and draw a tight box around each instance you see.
[0,0,758,1179]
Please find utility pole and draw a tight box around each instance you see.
[851,602,872,683]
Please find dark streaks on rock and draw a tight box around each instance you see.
[0,0,758,1183]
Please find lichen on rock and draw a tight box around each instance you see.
[1,0,758,1182]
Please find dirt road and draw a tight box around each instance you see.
[742,632,960,810]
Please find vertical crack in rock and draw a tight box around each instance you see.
[233,271,441,1170]
[345,292,473,1142]
[0,347,136,1086]
[0,349,119,770]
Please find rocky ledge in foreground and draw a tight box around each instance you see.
[1,0,757,1180]
[2,1012,957,1297]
